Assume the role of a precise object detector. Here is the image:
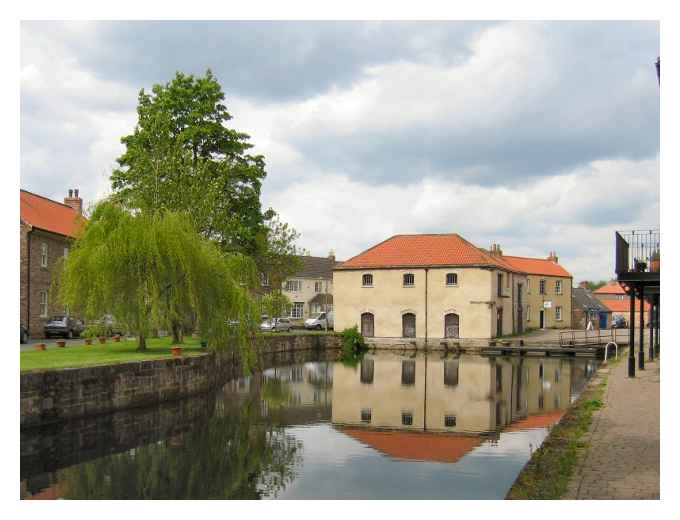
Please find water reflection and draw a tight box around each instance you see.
[21,350,598,500]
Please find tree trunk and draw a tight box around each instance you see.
[137,333,147,352]
[172,321,183,344]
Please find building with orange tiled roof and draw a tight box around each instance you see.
[20,189,86,338]
[602,298,651,328]
[501,250,573,330]
[333,233,530,341]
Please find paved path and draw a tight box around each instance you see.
[565,349,660,500]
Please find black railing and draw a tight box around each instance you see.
[615,229,660,275]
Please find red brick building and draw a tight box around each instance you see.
[20,189,85,338]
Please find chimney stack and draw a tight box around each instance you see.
[489,243,503,256]
[328,249,336,262]
[64,187,83,215]
[547,251,558,263]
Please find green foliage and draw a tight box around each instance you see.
[55,200,257,358]
[82,324,106,339]
[260,291,292,319]
[109,69,297,276]
[339,326,368,366]
[581,280,609,291]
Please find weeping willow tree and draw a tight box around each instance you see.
[56,200,258,357]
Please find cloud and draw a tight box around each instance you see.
[20,21,660,281]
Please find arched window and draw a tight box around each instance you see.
[362,273,373,287]
[444,313,460,338]
[446,273,458,286]
[402,313,416,337]
[403,273,415,287]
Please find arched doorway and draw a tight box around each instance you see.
[361,312,374,337]
[444,313,460,338]
[402,313,416,338]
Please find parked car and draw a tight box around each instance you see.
[20,323,29,344]
[304,311,334,330]
[260,317,292,333]
[611,316,628,329]
[44,315,85,339]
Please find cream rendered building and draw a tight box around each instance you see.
[333,234,529,341]
[502,250,573,330]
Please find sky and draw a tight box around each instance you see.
[20,21,660,282]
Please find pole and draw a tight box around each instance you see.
[656,295,660,355]
[649,299,655,361]
[628,287,636,377]
[638,285,645,370]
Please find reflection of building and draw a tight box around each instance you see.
[332,353,585,435]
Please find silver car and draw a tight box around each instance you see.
[260,317,292,333]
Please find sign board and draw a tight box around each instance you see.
[543,301,552,309]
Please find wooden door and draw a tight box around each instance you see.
[361,312,374,337]
[402,313,416,338]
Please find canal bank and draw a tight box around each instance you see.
[507,344,660,499]
[20,333,341,428]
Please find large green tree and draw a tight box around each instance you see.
[110,70,276,263]
[56,201,258,354]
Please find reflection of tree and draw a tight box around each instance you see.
[57,396,302,499]
[262,376,295,410]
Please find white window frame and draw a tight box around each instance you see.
[446,273,458,286]
[39,290,48,317]
[555,280,563,295]
[362,273,373,287]
[291,302,304,319]
[285,280,302,292]
[526,305,531,322]
[314,281,323,293]
[403,273,415,287]
[555,306,563,321]
[63,246,69,258]
[41,242,48,268]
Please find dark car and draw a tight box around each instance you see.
[20,323,29,344]
[611,316,628,329]
[44,315,85,339]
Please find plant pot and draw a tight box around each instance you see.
[84,338,93,345]
[113,335,121,342]
[98,336,107,344]
[56,340,66,348]
[650,259,660,272]
[34,343,46,351]
[171,346,183,358]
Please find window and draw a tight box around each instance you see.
[314,281,323,293]
[63,246,69,258]
[555,280,563,295]
[360,358,374,384]
[539,279,546,295]
[539,363,544,380]
[445,415,457,428]
[555,306,563,321]
[361,409,372,423]
[403,273,414,287]
[40,243,48,268]
[526,305,531,322]
[495,364,503,392]
[311,303,321,314]
[555,369,560,383]
[444,359,459,386]
[527,279,531,294]
[401,360,416,385]
[497,273,503,296]
[39,290,48,317]
[538,394,544,410]
[401,412,413,426]
[506,273,510,288]
[291,302,304,319]
[446,273,458,286]
[362,273,373,287]
[285,280,302,292]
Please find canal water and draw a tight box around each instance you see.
[21,350,599,500]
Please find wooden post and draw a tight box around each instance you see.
[638,285,645,370]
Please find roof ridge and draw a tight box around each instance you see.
[21,189,77,212]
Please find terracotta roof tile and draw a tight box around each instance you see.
[502,255,572,278]
[593,281,627,295]
[603,299,651,313]
[340,428,481,463]
[336,234,524,272]
[20,190,84,238]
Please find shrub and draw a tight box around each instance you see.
[340,326,368,366]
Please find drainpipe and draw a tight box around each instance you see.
[424,268,429,347]
[26,227,32,332]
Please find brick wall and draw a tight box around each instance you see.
[20,333,341,428]
[21,226,74,338]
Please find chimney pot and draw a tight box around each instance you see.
[74,188,79,198]
[68,189,73,197]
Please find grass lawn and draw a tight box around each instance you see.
[20,336,207,372]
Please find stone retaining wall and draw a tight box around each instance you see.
[20,333,341,429]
